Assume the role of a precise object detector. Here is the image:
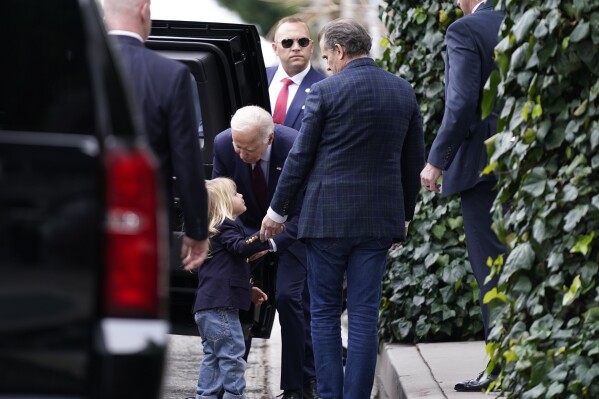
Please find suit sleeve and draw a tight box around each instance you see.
[219,221,271,257]
[428,21,482,170]
[401,102,426,221]
[270,85,324,216]
[169,69,208,240]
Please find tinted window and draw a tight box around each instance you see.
[0,0,95,134]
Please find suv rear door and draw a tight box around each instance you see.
[0,1,168,397]
[147,20,272,335]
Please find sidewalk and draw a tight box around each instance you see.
[376,341,498,399]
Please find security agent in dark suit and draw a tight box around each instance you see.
[420,0,506,392]
[267,17,325,131]
[104,0,209,269]
[262,19,425,399]
[212,106,318,399]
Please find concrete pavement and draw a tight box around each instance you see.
[376,341,499,399]
[162,314,497,399]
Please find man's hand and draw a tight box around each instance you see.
[182,236,209,271]
[251,286,268,305]
[420,163,442,193]
[260,215,285,241]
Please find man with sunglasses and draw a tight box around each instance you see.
[265,16,325,399]
[268,17,325,131]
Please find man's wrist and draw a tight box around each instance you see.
[267,207,287,223]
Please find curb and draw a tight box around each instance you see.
[377,343,445,399]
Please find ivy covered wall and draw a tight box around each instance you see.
[483,0,599,397]
[377,1,486,343]
[378,0,599,396]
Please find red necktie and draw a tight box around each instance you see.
[272,78,293,124]
[251,159,268,211]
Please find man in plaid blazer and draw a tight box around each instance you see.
[261,18,425,399]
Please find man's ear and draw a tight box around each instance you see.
[267,132,274,145]
[335,43,345,59]
[140,2,150,24]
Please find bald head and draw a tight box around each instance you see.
[103,0,152,40]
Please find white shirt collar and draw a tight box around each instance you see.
[472,1,486,13]
[108,30,144,43]
[261,144,272,163]
[272,63,312,86]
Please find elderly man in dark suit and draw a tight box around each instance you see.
[267,17,325,131]
[213,106,319,399]
[103,0,208,270]
[420,0,506,392]
[261,18,425,399]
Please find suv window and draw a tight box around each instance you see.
[1,1,95,134]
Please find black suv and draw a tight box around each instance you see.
[0,0,270,398]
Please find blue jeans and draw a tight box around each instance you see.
[194,308,247,399]
[305,237,392,399]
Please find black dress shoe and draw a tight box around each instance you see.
[303,379,322,399]
[454,371,498,392]
[278,390,302,399]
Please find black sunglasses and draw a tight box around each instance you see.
[278,37,312,49]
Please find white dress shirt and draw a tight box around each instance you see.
[268,64,312,114]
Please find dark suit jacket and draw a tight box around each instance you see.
[212,125,305,263]
[266,66,326,131]
[427,2,504,197]
[112,35,208,240]
[192,218,270,312]
[270,58,425,241]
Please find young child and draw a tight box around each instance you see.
[191,177,271,399]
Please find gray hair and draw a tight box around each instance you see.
[318,18,371,57]
[230,106,274,143]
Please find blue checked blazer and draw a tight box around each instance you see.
[427,1,504,196]
[266,66,326,131]
[269,58,425,241]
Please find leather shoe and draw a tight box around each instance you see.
[303,379,322,399]
[279,390,302,399]
[454,371,498,392]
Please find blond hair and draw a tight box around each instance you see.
[205,177,238,238]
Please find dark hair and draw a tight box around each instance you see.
[318,18,371,57]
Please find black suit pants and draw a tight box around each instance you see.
[460,180,506,341]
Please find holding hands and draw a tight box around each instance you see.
[260,215,286,241]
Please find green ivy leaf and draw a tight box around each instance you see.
[522,383,547,399]
[482,70,500,119]
[513,8,541,43]
[570,20,590,43]
[570,232,595,255]
[505,242,535,272]
[564,205,589,232]
[521,167,547,196]
[573,99,588,116]
[532,218,546,242]
[563,275,582,306]
[432,224,446,240]
[546,382,565,397]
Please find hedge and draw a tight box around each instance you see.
[377,1,486,343]
[482,0,599,397]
